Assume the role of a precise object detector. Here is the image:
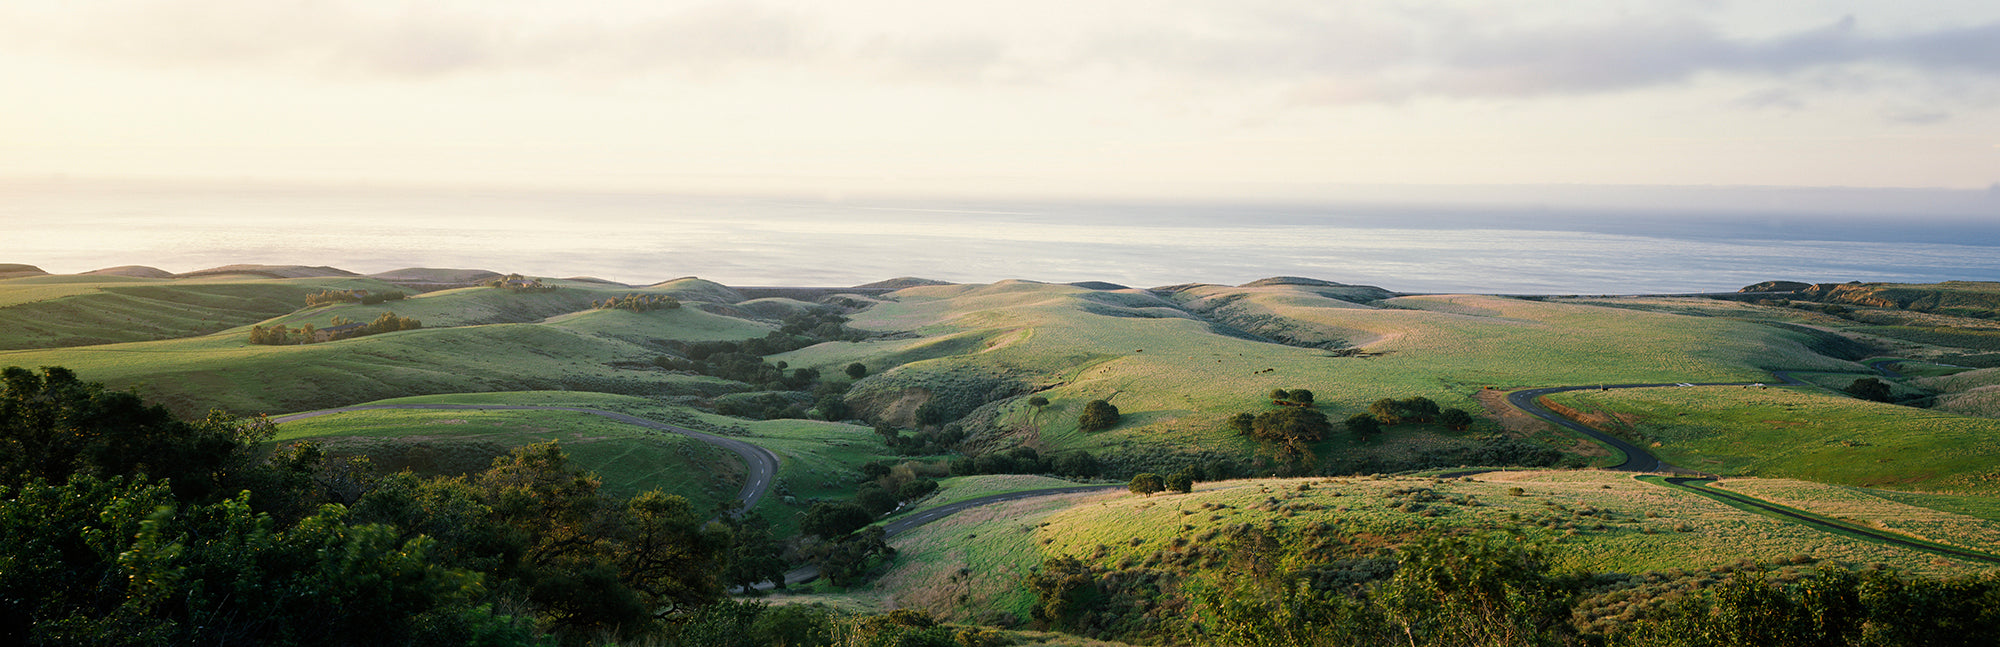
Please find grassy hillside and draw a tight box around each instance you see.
[0,276,789,416]
[0,322,749,416]
[777,281,1855,469]
[275,406,743,509]
[0,275,401,349]
[343,391,891,534]
[1543,386,2000,493]
[873,471,2000,626]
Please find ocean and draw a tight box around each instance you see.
[7,179,1999,294]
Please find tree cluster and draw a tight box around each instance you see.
[594,293,681,312]
[945,446,1101,478]
[1269,388,1315,406]
[874,423,966,456]
[1348,396,1476,436]
[1846,377,1893,403]
[485,273,554,291]
[305,289,407,307]
[779,310,869,342]
[0,366,762,645]
[248,311,422,345]
[1231,407,1333,443]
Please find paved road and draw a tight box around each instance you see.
[272,404,781,517]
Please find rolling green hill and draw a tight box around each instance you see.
[777,281,1857,471]
[0,274,402,349]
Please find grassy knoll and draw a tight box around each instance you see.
[0,274,400,349]
[1544,386,2000,493]
[274,407,742,509]
[870,471,1998,626]
[778,282,1853,467]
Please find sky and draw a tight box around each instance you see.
[4,0,1999,201]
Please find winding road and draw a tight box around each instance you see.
[272,404,781,517]
[1505,372,1806,474]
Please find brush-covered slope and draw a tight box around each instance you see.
[874,471,1998,629]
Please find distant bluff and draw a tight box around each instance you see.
[1738,279,2000,319]
[0,264,47,279]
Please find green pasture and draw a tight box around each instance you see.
[274,407,742,510]
[0,275,396,349]
[871,470,1999,625]
[1544,386,2000,493]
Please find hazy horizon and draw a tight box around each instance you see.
[6,2,1997,292]
[9,178,1999,295]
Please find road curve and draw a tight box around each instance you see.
[271,404,781,517]
[1506,372,1807,474]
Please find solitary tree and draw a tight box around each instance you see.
[1078,399,1121,432]
[1288,389,1314,406]
[1129,473,1164,496]
[1438,408,1475,431]
[1165,469,1195,494]
[1845,377,1892,403]
[845,362,868,379]
[1028,395,1049,408]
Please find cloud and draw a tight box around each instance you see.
[9,0,2000,102]
[1881,107,1951,124]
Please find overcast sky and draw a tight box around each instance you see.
[4,0,1997,200]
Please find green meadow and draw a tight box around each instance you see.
[1544,386,2000,493]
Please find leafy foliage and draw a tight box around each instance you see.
[1129,473,1164,495]
[1846,377,1893,403]
[594,293,682,312]
[1078,399,1121,432]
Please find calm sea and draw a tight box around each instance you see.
[7,180,1999,294]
